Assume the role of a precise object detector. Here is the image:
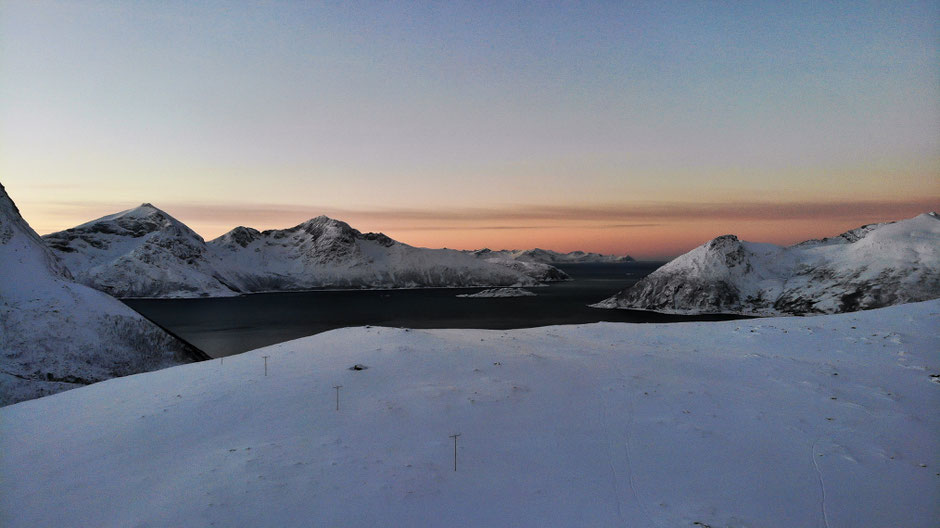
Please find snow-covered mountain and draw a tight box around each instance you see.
[472,247,634,264]
[594,213,940,315]
[3,300,937,527]
[44,208,567,298]
[207,216,544,292]
[0,184,205,405]
[43,204,238,298]
[476,254,570,282]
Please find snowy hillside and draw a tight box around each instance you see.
[472,247,634,264]
[2,300,937,527]
[207,216,544,291]
[0,184,205,405]
[43,204,238,298]
[595,213,940,315]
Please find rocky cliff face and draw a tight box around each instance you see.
[594,213,940,316]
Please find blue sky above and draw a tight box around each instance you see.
[1,1,937,257]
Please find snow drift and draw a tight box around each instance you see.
[594,213,940,315]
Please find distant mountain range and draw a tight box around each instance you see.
[42,204,582,298]
[469,248,634,264]
[594,213,940,315]
[0,186,204,405]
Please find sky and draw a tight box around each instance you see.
[1,1,938,259]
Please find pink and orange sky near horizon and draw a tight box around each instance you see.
[2,2,938,259]
[6,188,937,259]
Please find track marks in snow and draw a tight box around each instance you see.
[811,438,832,528]
[599,362,658,528]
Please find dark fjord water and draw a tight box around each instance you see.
[124,262,745,358]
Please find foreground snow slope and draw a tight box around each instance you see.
[0,184,202,405]
[596,213,940,315]
[3,301,937,527]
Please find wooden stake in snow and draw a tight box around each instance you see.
[262,356,269,376]
[450,433,461,471]
[333,385,342,411]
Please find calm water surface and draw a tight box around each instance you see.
[125,263,745,357]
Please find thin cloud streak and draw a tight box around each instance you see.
[39,197,939,231]
[389,224,661,231]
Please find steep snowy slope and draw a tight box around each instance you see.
[0,183,205,405]
[595,213,940,315]
[207,216,541,291]
[472,247,634,264]
[43,204,238,298]
[2,301,937,527]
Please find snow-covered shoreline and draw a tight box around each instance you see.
[3,300,937,527]
[456,287,537,298]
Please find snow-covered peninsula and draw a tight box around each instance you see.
[595,213,940,315]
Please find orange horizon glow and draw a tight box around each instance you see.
[10,192,937,260]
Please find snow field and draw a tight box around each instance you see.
[2,300,938,527]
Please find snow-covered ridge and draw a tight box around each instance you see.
[207,216,547,292]
[3,300,937,527]
[471,247,634,264]
[0,184,203,405]
[43,207,568,298]
[595,213,940,315]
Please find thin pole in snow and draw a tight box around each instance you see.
[262,356,269,376]
[220,357,223,366]
[450,433,461,471]
[333,385,342,411]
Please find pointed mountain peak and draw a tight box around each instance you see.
[46,202,201,243]
[300,215,350,228]
[293,215,360,238]
[705,234,740,250]
[214,226,262,247]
